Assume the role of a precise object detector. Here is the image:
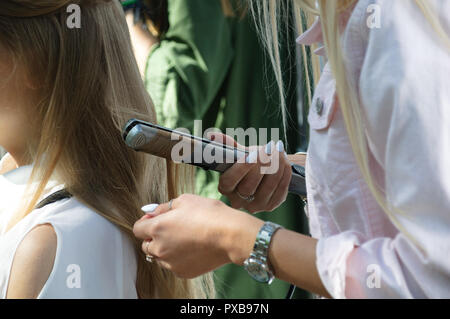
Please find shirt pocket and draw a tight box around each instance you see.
[308,65,338,131]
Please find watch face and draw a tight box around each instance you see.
[244,258,271,283]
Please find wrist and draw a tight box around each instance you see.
[221,208,264,266]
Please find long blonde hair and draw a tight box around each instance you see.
[0,0,213,298]
[250,0,449,248]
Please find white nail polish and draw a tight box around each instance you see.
[246,151,258,164]
[276,140,285,153]
[142,204,159,213]
[265,141,273,155]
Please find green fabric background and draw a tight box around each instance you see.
[144,0,310,299]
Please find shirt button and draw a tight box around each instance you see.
[302,199,309,218]
[315,98,324,116]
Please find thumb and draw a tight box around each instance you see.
[134,202,172,239]
[141,202,171,217]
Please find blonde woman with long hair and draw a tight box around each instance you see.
[0,0,212,298]
[134,0,450,298]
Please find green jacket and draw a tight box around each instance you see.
[144,0,309,299]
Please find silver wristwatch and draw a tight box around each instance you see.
[243,221,283,284]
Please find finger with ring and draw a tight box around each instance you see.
[236,190,255,202]
[144,240,154,263]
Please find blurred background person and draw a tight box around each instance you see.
[124,0,311,298]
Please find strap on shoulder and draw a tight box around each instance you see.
[35,189,73,210]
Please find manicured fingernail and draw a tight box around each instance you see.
[142,204,159,213]
[246,151,258,164]
[265,141,274,155]
[276,140,285,153]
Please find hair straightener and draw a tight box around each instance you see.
[122,119,306,196]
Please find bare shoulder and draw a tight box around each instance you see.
[6,224,57,299]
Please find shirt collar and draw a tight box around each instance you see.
[295,5,356,57]
[296,19,326,56]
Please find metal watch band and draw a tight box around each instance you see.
[253,222,281,257]
[249,221,283,272]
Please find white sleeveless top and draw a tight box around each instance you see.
[0,155,138,299]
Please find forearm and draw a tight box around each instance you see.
[269,229,331,298]
[223,208,330,298]
[287,154,306,167]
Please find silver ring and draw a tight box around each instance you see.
[145,241,154,263]
[168,199,173,210]
[236,190,255,203]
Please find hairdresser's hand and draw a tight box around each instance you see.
[133,194,264,278]
[207,132,293,213]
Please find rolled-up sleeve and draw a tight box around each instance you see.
[316,0,450,298]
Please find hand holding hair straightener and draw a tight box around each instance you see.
[123,119,307,201]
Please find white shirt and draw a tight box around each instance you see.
[0,155,138,298]
[299,0,450,298]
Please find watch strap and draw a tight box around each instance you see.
[252,221,282,260]
[244,221,283,283]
